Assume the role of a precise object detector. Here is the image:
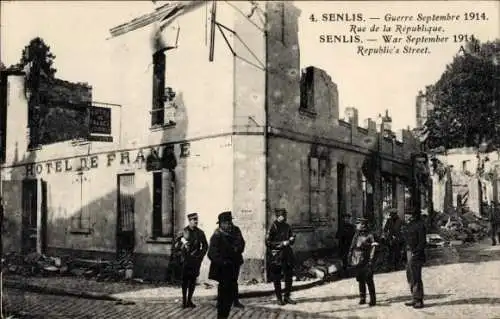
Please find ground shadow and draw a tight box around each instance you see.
[312,293,452,315]
[229,301,363,319]
[384,293,452,304]
[425,297,500,308]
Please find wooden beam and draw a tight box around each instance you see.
[109,3,178,38]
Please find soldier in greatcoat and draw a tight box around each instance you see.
[227,215,246,308]
[208,211,245,319]
[403,209,427,309]
[266,208,297,305]
[347,217,379,307]
[176,212,208,308]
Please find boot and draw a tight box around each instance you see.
[358,281,367,305]
[413,300,424,309]
[283,279,296,304]
[187,281,196,307]
[404,301,415,307]
[284,296,297,305]
[368,280,376,306]
[182,285,188,308]
[274,281,285,305]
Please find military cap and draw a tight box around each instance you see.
[187,213,198,220]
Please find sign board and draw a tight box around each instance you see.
[89,106,111,135]
[88,135,113,142]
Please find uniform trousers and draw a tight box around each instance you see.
[406,251,424,302]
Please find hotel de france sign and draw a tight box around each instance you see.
[24,143,190,177]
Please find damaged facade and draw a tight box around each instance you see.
[430,147,500,216]
[0,1,422,283]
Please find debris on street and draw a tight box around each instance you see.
[1,251,140,284]
[434,208,491,244]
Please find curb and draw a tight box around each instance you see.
[119,275,339,303]
[3,279,124,302]
[3,270,340,304]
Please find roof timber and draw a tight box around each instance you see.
[109,1,204,38]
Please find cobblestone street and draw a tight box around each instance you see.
[3,288,336,319]
[3,242,500,318]
[244,243,500,319]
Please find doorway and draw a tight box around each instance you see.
[116,173,135,257]
[21,179,47,254]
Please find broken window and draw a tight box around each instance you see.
[309,146,328,222]
[151,50,177,127]
[309,147,328,221]
[300,67,315,115]
[152,169,175,238]
[337,163,346,220]
[382,174,395,210]
[151,51,166,126]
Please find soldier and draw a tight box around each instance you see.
[177,213,208,308]
[225,214,246,308]
[490,202,500,246]
[383,208,404,270]
[208,211,245,319]
[266,208,297,305]
[336,213,356,276]
[347,217,379,307]
[403,209,427,309]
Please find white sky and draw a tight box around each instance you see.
[1,1,498,130]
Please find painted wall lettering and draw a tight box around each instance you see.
[23,145,180,177]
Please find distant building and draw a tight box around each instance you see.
[0,1,422,283]
[415,90,434,129]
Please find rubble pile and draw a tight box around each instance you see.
[1,251,136,282]
[2,252,67,276]
[295,257,339,281]
[434,209,491,244]
[95,253,134,281]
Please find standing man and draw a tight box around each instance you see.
[403,209,427,309]
[490,202,500,246]
[228,214,245,308]
[177,212,208,308]
[347,217,379,307]
[208,211,244,319]
[266,208,297,305]
[383,208,403,270]
[336,213,356,277]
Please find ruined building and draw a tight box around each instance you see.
[0,1,421,283]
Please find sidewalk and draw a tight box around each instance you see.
[112,276,326,302]
[3,269,332,303]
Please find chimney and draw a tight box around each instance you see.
[382,109,392,132]
[395,129,404,142]
[345,107,359,127]
[364,118,376,133]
